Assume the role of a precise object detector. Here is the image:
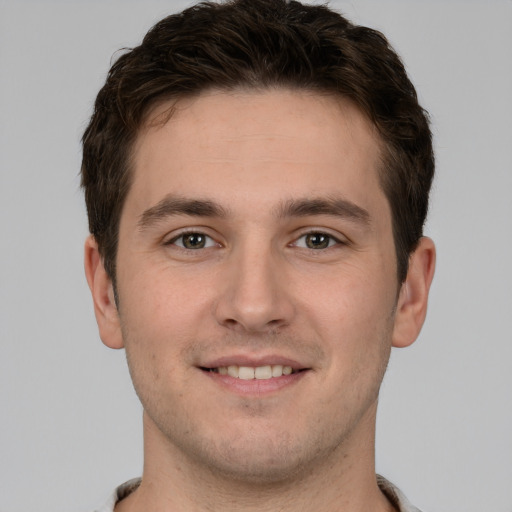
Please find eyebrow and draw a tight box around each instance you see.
[275,197,371,225]
[138,194,229,230]
[138,194,371,231]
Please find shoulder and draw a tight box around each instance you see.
[377,475,423,512]
[92,478,141,512]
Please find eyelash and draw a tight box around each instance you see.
[165,229,345,251]
[292,231,344,250]
[165,231,218,250]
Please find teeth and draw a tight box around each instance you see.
[272,365,283,377]
[227,365,239,378]
[213,365,295,380]
[238,366,255,380]
[254,365,272,379]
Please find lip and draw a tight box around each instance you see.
[197,353,311,396]
[200,354,307,371]
[201,367,309,395]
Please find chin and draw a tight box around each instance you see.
[201,445,315,485]
[180,423,344,486]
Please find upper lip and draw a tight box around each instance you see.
[200,354,308,371]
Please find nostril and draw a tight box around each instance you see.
[221,318,241,330]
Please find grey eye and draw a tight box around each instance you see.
[305,233,331,249]
[295,232,337,250]
[173,233,215,249]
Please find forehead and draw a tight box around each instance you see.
[128,89,386,215]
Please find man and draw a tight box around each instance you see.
[82,0,435,511]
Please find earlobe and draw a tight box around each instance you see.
[392,237,436,348]
[84,235,124,349]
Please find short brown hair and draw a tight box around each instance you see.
[81,0,434,283]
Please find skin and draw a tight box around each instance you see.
[85,89,435,512]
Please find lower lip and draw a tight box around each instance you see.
[201,369,309,395]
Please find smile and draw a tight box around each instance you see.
[206,365,297,380]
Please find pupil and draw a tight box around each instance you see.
[306,233,329,249]
[184,233,205,249]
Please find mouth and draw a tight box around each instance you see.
[201,364,306,380]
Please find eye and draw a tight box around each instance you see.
[169,232,217,250]
[294,232,340,250]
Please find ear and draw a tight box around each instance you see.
[84,235,124,349]
[392,237,436,348]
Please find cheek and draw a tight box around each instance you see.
[302,261,395,328]
[117,264,216,383]
[118,258,211,336]
[298,263,396,371]
[121,313,194,421]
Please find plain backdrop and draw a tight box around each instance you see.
[1,1,511,511]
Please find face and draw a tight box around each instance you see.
[93,90,419,482]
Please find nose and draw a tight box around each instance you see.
[214,243,295,334]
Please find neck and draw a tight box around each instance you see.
[116,404,395,512]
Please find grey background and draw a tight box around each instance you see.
[1,1,511,511]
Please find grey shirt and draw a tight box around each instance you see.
[93,475,422,512]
